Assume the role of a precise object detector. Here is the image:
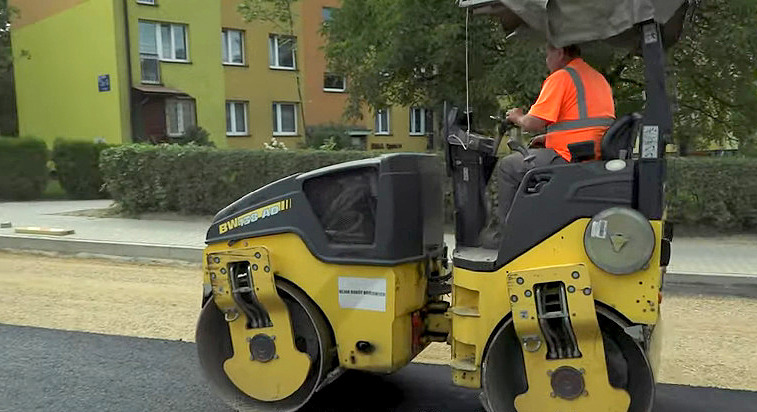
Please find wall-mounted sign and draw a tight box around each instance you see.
[98,75,110,92]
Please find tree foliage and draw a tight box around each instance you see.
[324,0,757,152]
[671,0,757,153]
[0,0,18,135]
[0,0,16,69]
[324,0,544,128]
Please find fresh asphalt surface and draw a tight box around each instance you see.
[1,324,756,412]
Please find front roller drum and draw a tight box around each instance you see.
[196,279,335,412]
[480,307,655,412]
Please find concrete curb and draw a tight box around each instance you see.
[2,234,756,295]
[0,235,202,263]
[663,272,757,297]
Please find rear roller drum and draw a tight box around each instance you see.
[196,281,335,412]
[480,307,655,412]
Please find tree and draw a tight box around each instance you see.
[0,0,18,135]
[323,0,545,132]
[670,0,757,154]
[238,0,307,145]
[324,0,757,154]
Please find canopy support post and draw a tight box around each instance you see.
[640,21,673,157]
[637,21,671,220]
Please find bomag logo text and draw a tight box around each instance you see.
[218,199,291,234]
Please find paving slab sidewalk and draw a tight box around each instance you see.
[0,200,208,262]
[1,200,756,283]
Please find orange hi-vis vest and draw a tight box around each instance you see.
[527,58,615,161]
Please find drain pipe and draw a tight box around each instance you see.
[122,0,135,142]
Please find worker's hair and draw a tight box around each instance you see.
[564,45,582,58]
[548,43,582,58]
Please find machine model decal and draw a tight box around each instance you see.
[218,199,292,234]
[338,277,387,312]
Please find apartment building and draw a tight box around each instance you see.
[10,0,434,151]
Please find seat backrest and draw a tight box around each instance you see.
[601,113,642,160]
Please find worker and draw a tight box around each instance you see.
[482,43,615,246]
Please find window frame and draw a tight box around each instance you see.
[409,107,430,136]
[222,28,245,66]
[139,53,161,84]
[139,20,190,63]
[268,34,297,70]
[323,73,346,92]
[272,102,298,136]
[165,98,196,137]
[375,108,391,136]
[226,101,249,136]
[136,0,156,5]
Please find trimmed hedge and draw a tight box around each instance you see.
[667,157,757,230]
[0,137,48,200]
[100,145,373,215]
[52,139,113,199]
[100,144,757,231]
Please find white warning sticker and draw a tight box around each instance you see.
[642,125,660,158]
[338,277,387,312]
[643,24,659,44]
[591,220,608,239]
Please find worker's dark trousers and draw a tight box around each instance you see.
[496,148,567,226]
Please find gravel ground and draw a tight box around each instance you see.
[1,252,755,391]
[0,251,201,342]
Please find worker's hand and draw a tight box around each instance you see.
[529,134,546,148]
[506,108,524,124]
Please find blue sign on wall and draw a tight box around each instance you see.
[98,74,110,92]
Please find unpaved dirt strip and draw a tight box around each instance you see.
[1,252,756,391]
[0,251,202,342]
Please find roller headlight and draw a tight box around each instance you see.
[584,207,655,275]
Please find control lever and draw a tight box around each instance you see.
[506,134,536,165]
[490,115,518,157]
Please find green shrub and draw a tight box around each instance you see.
[667,157,757,230]
[52,139,114,199]
[99,144,757,232]
[100,145,374,215]
[170,126,214,146]
[0,136,48,200]
[305,123,353,150]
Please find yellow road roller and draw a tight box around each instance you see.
[196,1,689,410]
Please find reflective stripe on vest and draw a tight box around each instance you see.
[546,66,614,133]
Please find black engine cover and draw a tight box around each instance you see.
[206,154,444,266]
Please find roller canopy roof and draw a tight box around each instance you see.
[461,0,690,49]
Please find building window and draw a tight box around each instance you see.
[410,107,432,135]
[136,0,156,5]
[269,35,296,70]
[222,29,244,65]
[375,109,390,135]
[226,101,249,136]
[140,54,160,84]
[165,98,196,137]
[322,7,335,22]
[323,73,346,92]
[272,103,298,135]
[139,21,189,62]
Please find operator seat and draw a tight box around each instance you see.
[600,113,643,160]
[568,113,643,162]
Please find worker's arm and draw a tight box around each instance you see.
[506,108,548,133]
